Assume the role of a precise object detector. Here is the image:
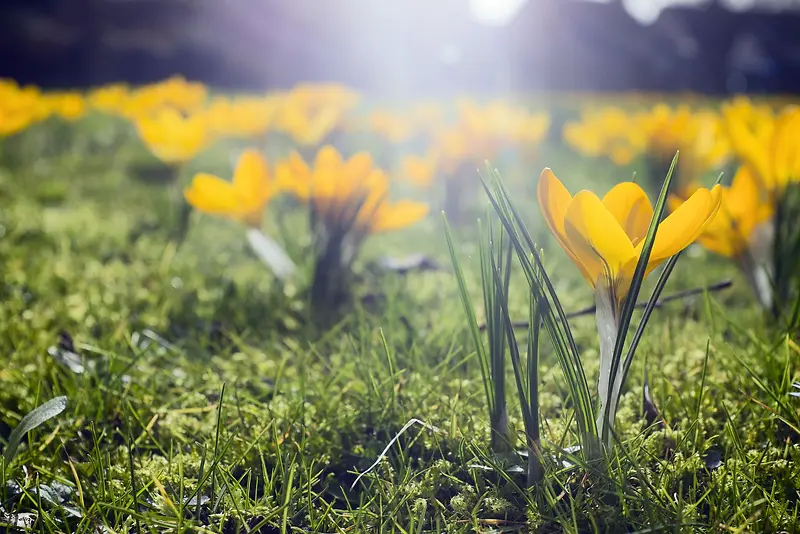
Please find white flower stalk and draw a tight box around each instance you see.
[246,228,295,280]
[595,282,623,449]
[740,219,775,311]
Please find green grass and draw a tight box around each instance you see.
[1,114,799,533]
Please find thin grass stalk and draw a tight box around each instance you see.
[484,178,596,450]
[479,164,598,455]
[485,169,592,398]
[489,238,534,434]
[618,252,681,394]
[443,214,497,449]
[479,218,512,452]
[526,294,543,486]
[486,240,544,484]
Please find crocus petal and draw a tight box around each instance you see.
[728,165,766,226]
[403,155,435,187]
[640,185,722,271]
[696,233,738,258]
[537,168,592,280]
[315,145,343,169]
[356,170,391,225]
[371,200,429,232]
[345,152,374,182]
[275,152,312,200]
[601,182,654,245]
[233,149,271,206]
[184,174,239,215]
[563,190,638,290]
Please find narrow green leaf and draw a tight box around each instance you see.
[488,237,534,436]
[3,396,67,464]
[619,251,681,388]
[481,216,510,451]
[526,293,543,485]
[443,213,494,417]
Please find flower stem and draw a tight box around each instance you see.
[595,283,622,451]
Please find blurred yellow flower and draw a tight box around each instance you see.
[401,152,438,188]
[636,104,694,160]
[113,76,209,118]
[669,166,773,259]
[538,168,721,304]
[513,112,551,146]
[206,95,278,138]
[134,108,210,164]
[724,101,800,197]
[0,106,37,136]
[409,102,444,133]
[564,104,729,180]
[275,102,344,146]
[184,149,273,228]
[274,84,359,145]
[563,107,640,164]
[0,79,47,135]
[634,104,730,182]
[276,146,428,234]
[368,110,414,143]
[88,83,131,114]
[44,92,87,122]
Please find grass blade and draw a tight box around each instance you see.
[443,213,497,444]
[3,396,67,465]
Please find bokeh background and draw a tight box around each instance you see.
[1,0,798,94]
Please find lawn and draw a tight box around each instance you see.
[1,86,799,533]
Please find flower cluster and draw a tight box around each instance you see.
[6,77,799,320]
[564,103,730,183]
[0,80,86,136]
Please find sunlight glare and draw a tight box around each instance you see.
[469,0,530,26]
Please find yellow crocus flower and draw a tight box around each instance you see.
[0,107,36,136]
[273,83,359,146]
[275,102,344,146]
[513,112,551,146]
[563,107,640,164]
[0,80,47,134]
[721,98,794,195]
[276,146,428,234]
[185,150,295,278]
[134,108,210,165]
[88,83,131,114]
[184,149,272,228]
[368,110,414,143]
[45,92,87,121]
[670,166,774,259]
[409,102,444,133]
[766,107,800,192]
[670,165,776,309]
[401,152,438,189]
[206,95,277,138]
[722,98,777,190]
[537,168,722,305]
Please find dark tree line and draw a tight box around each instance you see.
[0,0,798,94]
